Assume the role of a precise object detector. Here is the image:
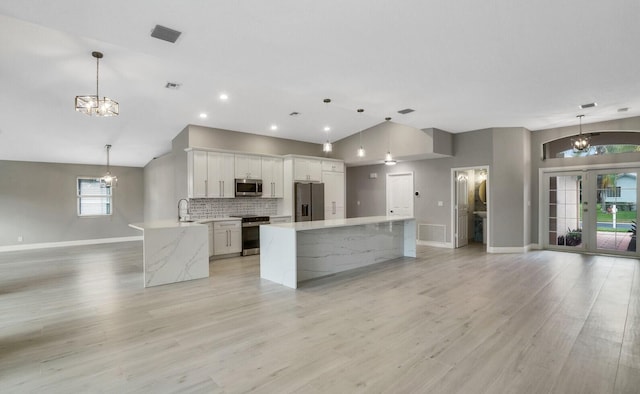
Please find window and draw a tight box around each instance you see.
[606,186,621,198]
[77,177,112,216]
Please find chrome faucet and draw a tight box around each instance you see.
[178,199,190,222]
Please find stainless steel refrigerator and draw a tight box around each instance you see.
[295,182,324,222]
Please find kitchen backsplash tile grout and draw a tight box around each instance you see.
[189,198,278,219]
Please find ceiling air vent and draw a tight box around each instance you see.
[289,111,300,116]
[151,25,182,43]
[398,108,415,114]
[579,102,597,109]
[165,82,181,90]
[618,107,629,112]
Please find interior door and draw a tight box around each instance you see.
[455,172,469,248]
[386,172,414,216]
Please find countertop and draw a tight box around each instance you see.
[263,216,414,232]
[129,220,206,231]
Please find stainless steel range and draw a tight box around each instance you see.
[231,215,270,256]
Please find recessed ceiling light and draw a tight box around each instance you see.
[219,93,228,101]
[579,102,597,109]
[324,126,331,132]
[199,113,207,119]
[270,124,278,131]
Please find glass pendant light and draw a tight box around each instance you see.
[383,117,397,165]
[322,98,332,153]
[356,108,366,157]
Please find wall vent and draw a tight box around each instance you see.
[398,108,415,114]
[418,223,446,243]
[151,25,182,43]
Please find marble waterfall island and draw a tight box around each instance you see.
[129,221,209,287]
[260,216,416,289]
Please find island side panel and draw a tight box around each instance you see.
[296,222,404,282]
[260,225,298,288]
[404,219,417,257]
[143,225,209,287]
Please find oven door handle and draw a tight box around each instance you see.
[242,222,270,227]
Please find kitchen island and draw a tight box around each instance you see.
[260,216,416,289]
[129,220,209,287]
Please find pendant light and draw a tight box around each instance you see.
[356,108,366,158]
[384,117,397,165]
[322,98,333,153]
[75,51,119,117]
[572,114,590,152]
[100,144,118,187]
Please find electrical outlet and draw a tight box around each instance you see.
[357,200,361,206]
[437,201,444,207]
[17,235,23,242]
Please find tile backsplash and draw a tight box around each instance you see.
[189,198,278,219]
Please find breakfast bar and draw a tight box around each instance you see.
[260,216,416,289]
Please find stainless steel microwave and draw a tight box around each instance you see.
[235,178,263,197]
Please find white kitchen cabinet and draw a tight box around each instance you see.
[269,216,291,224]
[321,160,344,173]
[208,152,235,198]
[235,154,262,180]
[213,220,241,256]
[188,150,234,198]
[293,158,322,182]
[261,157,284,198]
[322,171,345,219]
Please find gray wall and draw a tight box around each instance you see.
[144,153,175,222]
[346,129,494,244]
[0,160,143,246]
[529,116,640,244]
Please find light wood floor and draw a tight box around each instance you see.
[1,242,639,393]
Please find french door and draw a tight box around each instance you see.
[544,168,638,256]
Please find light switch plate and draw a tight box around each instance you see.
[437,201,444,206]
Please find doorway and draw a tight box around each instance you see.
[386,172,414,216]
[543,168,638,255]
[452,167,489,248]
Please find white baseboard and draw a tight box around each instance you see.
[0,236,142,253]
[487,246,528,254]
[526,243,541,251]
[417,240,454,249]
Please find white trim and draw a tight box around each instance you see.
[527,243,541,251]
[417,240,454,249]
[0,236,142,253]
[487,246,527,254]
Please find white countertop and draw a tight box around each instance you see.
[264,216,414,232]
[129,220,206,231]
[196,217,242,224]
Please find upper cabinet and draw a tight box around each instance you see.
[321,160,344,173]
[235,154,262,180]
[262,157,284,198]
[293,157,322,182]
[188,150,234,198]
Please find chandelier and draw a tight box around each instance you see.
[75,51,119,117]
[100,144,118,187]
[572,114,590,152]
[384,117,397,165]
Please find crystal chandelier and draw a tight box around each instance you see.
[100,144,118,187]
[572,114,590,152]
[75,51,119,117]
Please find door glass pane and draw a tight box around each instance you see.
[596,172,637,252]
[548,175,583,247]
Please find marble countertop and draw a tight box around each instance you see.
[129,220,206,231]
[264,216,414,232]
[196,217,241,224]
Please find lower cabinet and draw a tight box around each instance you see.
[213,220,241,256]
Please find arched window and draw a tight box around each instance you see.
[543,132,640,159]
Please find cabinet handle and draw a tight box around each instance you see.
[227,230,230,247]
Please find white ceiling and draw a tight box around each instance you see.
[1,1,639,167]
